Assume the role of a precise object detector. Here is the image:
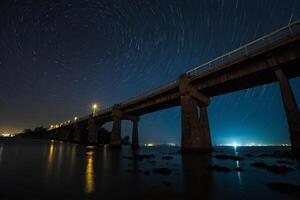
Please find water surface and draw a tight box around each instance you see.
[0,138,299,200]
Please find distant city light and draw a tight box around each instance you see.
[144,143,155,147]
[232,142,239,148]
[0,133,15,137]
[167,143,177,147]
[216,143,291,147]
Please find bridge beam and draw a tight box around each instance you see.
[179,74,210,106]
[88,116,99,144]
[131,117,140,149]
[275,68,300,156]
[180,75,212,152]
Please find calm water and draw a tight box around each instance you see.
[0,138,299,200]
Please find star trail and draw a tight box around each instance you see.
[0,0,299,145]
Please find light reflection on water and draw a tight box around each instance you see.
[85,150,95,194]
[69,144,76,178]
[48,142,54,165]
[234,146,242,186]
[0,139,299,200]
[46,141,55,178]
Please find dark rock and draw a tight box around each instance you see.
[258,151,293,158]
[162,156,173,160]
[148,160,156,164]
[153,168,172,175]
[161,151,180,155]
[266,165,293,174]
[162,181,171,187]
[127,169,142,174]
[266,182,300,196]
[277,160,294,165]
[251,162,293,174]
[144,170,150,175]
[251,162,268,168]
[124,154,155,161]
[214,154,244,161]
[209,165,231,173]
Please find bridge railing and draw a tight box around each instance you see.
[94,106,113,116]
[72,106,114,123]
[186,19,300,76]
[48,106,114,130]
[120,79,179,107]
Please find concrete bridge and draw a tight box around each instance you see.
[48,20,300,155]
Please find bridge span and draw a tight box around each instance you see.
[48,20,300,155]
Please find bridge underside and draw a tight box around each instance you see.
[198,57,300,98]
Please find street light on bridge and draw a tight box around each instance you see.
[92,103,98,116]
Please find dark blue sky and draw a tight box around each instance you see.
[0,0,299,145]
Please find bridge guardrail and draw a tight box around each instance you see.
[120,80,179,106]
[186,19,300,76]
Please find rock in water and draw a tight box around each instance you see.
[153,168,172,175]
[266,182,300,196]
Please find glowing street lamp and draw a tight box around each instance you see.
[74,116,78,121]
[92,103,98,116]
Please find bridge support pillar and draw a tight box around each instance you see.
[111,117,122,147]
[63,127,71,141]
[180,75,212,152]
[88,117,99,144]
[73,123,81,142]
[275,68,300,156]
[55,128,60,140]
[131,117,140,149]
[110,105,122,148]
[56,128,66,140]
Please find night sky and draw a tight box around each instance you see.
[0,0,300,145]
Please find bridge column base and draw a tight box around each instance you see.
[180,75,212,152]
[275,68,300,156]
[88,117,99,144]
[131,118,140,149]
[181,96,212,152]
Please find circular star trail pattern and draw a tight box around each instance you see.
[0,0,300,145]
